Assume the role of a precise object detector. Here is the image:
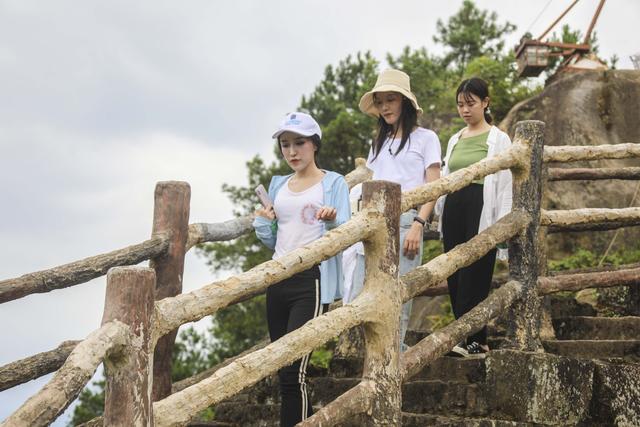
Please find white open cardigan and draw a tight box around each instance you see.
[435,125,513,260]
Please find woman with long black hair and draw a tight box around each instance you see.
[344,69,441,351]
[437,77,513,356]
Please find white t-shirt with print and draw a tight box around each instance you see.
[366,127,441,192]
[273,178,324,260]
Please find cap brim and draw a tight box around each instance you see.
[272,127,318,139]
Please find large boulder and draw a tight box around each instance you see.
[501,70,640,256]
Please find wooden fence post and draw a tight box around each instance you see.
[504,120,545,351]
[360,180,402,426]
[102,266,155,426]
[149,181,190,401]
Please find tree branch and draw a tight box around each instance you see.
[0,340,80,392]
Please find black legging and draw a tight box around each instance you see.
[442,184,497,346]
[266,265,328,427]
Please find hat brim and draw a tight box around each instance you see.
[358,84,423,118]
[272,127,319,139]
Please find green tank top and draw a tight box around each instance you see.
[448,131,490,185]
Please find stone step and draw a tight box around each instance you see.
[217,379,489,424]
[215,402,375,427]
[402,380,488,417]
[411,357,486,383]
[216,401,512,426]
[221,375,360,406]
[188,422,235,427]
[543,339,640,361]
[214,403,278,427]
[310,377,359,406]
[331,355,486,382]
[221,375,280,404]
[402,413,534,426]
[553,316,640,340]
[547,295,597,318]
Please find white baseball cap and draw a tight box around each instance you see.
[272,112,322,139]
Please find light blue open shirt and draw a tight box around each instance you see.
[252,171,351,304]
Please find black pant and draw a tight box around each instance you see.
[266,265,327,427]
[442,184,497,346]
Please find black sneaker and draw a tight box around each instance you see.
[466,341,488,355]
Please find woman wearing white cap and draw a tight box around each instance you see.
[346,69,441,351]
[253,111,350,426]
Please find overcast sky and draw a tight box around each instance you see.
[1,0,638,423]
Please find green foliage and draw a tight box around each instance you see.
[197,407,216,422]
[309,339,337,370]
[207,294,268,365]
[464,54,539,123]
[172,326,213,382]
[196,156,277,273]
[387,46,455,116]
[422,239,443,264]
[548,248,598,271]
[433,0,516,72]
[299,52,379,174]
[548,248,640,271]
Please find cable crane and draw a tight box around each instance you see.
[515,0,607,78]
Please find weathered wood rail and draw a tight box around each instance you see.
[2,120,640,426]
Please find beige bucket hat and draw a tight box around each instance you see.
[358,69,423,118]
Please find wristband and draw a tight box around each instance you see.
[413,216,426,226]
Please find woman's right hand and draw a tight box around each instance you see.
[255,205,276,220]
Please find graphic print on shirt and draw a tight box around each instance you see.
[301,204,319,225]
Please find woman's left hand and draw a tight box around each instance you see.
[403,222,423,260]
[316,206,337,222]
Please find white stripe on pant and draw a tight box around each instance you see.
[266,266,325,427]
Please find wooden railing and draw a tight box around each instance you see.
[1,120,639,426]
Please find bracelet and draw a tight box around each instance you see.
[413,216,426,226]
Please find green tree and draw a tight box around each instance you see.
[172,326,213,382]
[434,0,516,72]
[299,51,379,174]
[387,46,456,119]
[464,54,539,123]
[207,294,269,364]
[69,380,105,426]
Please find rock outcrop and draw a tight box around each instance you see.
[501,70,640,256]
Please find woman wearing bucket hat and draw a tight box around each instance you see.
[343,69,441,351]
[253,111,350,426]
[435,77,513,356]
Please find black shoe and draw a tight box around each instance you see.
[466,341,488,355]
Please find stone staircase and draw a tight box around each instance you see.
[543,296,640,363]
[211,295,640,426]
